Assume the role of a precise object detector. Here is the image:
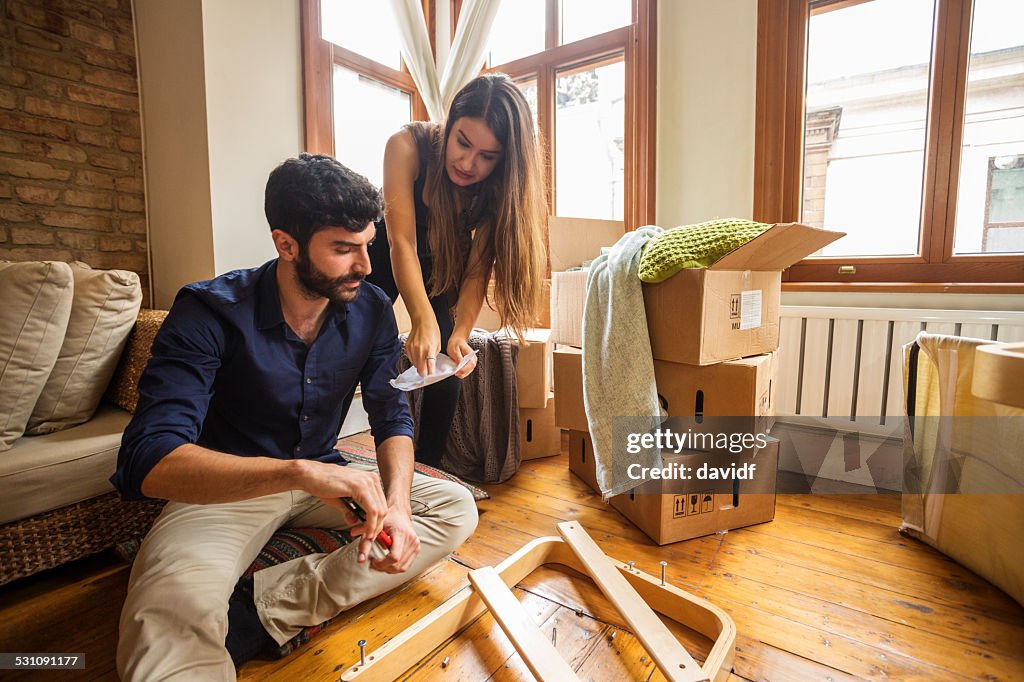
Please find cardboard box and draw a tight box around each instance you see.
[475,279,551,331]
[550,270,588,347]
[643,223,843,365]
[610,438,779,545]
[655,352,777,439]
[519,394,561,460]
[548,216,624,271]
[509,328,552,409]
[553,346,587,432]
[567,429,600,492]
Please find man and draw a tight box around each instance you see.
[111,154,478,680]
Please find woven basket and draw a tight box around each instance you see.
[0,492,165,585]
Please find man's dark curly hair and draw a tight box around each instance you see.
[264,153,383,248]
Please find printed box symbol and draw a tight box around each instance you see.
[701,491,714,513]
[673,495,686,518]
[688,493,700,515]
[730,294,741,318]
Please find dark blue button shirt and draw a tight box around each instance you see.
[111,259,414,500]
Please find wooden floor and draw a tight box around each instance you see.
[2,432,1023,681]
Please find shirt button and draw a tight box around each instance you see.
[303,415,310,421]
[294,446,301,454]
[306,377,312,384]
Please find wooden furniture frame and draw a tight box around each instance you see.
[342,522,735,681]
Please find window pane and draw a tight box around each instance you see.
[555,58,625,220]
[952,0,1024,255]
[321,0,402,70]
[332,66,410,187]
[486,0,545,67]
[561,0,631,45]
[802,0,935,257]
[515,77,539,131]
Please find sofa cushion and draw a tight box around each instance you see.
[27,262,143,435]
[105,309,168,414]
[0,261,74,452]
[0,404,132,524]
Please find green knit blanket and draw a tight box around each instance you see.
[638,218,772,283]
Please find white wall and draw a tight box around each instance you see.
[134,0,302,307]
[655,0,758,228]
[133,0,215,307]
[202,0,303,276]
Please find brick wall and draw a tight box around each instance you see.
[0,0,148,301]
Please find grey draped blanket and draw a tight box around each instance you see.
[399,331,520,483]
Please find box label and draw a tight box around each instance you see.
[739,290,762,330]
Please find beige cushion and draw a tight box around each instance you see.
[0,261,74,451]
[26,262,142,435]
[0,404,131,524]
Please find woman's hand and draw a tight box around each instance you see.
[407,319,442,376]
[447,334,478,379]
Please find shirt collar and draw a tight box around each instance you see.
[256,259,348,331]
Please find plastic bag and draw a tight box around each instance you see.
[389,350,478,391]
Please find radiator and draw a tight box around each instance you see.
[776,306,1024,435]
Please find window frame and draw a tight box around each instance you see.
[453,0,657,229]
[301,0,434,155]
[755,0,1024,286]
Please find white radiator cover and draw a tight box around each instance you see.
[772,306,1024,490]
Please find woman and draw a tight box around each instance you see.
[367,73,546,467]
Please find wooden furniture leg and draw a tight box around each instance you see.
[467,566,578,681]
[341,531,735,681]
[557,521,707,681]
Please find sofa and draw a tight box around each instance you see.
[0,260,164,586]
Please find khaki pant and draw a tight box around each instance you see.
[116,461,479,681]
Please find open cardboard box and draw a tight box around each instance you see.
[547,216,624,347]
[643,223,843,365]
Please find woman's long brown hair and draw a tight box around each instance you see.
[425,73,546,338]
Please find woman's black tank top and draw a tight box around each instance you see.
[367,122,477,303]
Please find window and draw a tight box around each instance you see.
[301,0,430,184]
[755,0,1024,284]
[555,58,626,219]
[458,0,656,228]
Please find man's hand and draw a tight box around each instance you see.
[297,460,388,563]
[369,506,421,574]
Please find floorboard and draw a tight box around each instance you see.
[1,438,1021,681]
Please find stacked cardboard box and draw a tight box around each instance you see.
[549,216,623,346]
[553,222,843,544]
[508,329,559,459]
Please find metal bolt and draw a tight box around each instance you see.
[608,630,617,645]
[358,640,366,666]
[627,560,635,571]
[660,560,668,586]
[441,656,450,668]
[551,627,557,647]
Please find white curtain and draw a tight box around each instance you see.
[389,0,502,121]
[389,0,444,120]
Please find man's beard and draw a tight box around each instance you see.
[295,248,364,305]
